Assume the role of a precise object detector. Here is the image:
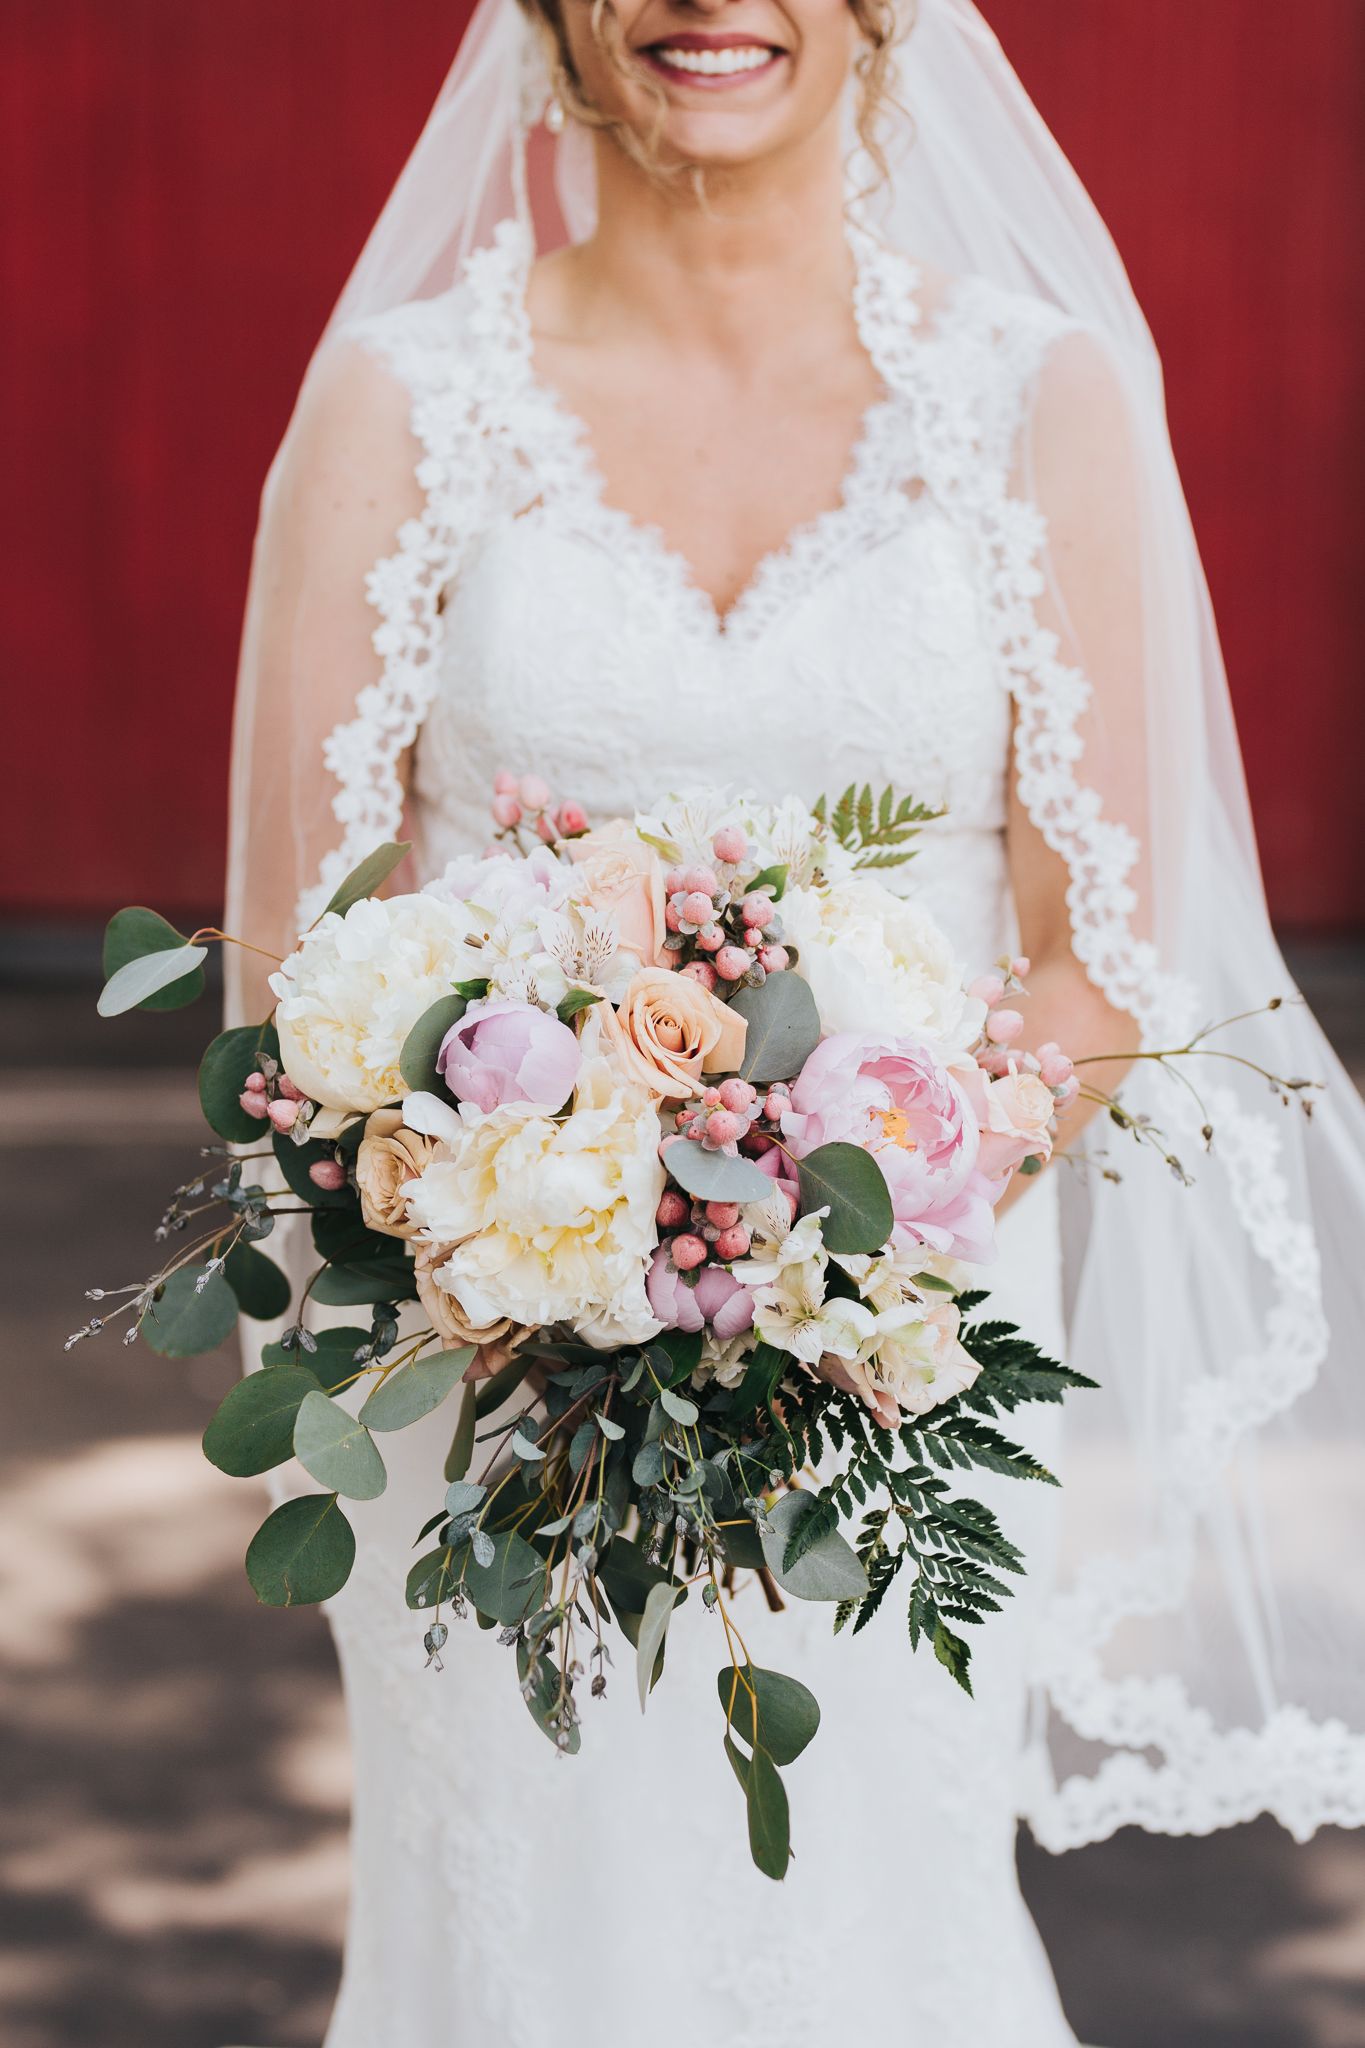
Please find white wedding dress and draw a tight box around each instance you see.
[309,218,1089,2048]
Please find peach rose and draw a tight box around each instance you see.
[602,967,748,1100]
[960,1065,1056,1180]
[413,1239,517,1351]
[567,822,667,965]
[355,1108,435,1239]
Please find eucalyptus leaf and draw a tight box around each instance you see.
[444,1381,477,1481]
[292,1390,388,1500]
[262,1325,367,1393]
[473,1353,533,1418]
[717,1664,821,1765]
[444,1479,486,1516]
[631,1440,665,1487]
[795,1141,894,1256]
[728,971,821,1085]
[744,1743,791,1880]
[660,1387,698,1426]
[407,1544,461,1611]
[223,1242,291,1322]
[319,840,413,922]
[198,1021,281,1142]
[635,1580,683,1711]
[140,1264,240,1358]
[458,1527,544,1625]
[599,1535,682,1619]
[512,1430,546,1462]
[359,1348,473,1432]
[662,1141,773,1204]
[98,944,208,1017]
[203,1365,321,1476]
[517,1639,582,1752]
[311,1260,419,1306]
[760,1491,870,1603]
[398,993,466,1099]
[246,1493,355,1607]
[101,906,205,1012]
[596,1413,625,1441]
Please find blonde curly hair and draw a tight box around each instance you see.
[520,0,910,191]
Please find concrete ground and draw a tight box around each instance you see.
[1,937,1363,2048]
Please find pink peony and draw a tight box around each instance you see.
[781,1030,998,1263]
[646,1247,756,1339]
[436,998,581,1114]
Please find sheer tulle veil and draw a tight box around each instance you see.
[226,0,1365,1848]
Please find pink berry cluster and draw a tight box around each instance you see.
[238,1060,347,1187]
[970,955,1080,1108]
[661,1078,793,1164]
[654,1191,752,1269]
[664,827,792,995]
[488,770,588,851]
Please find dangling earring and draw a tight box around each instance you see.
[545,95,565,134]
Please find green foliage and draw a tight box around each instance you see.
[101,907,205,1013]
[812,783,944,871]
[398,994,466,1099]
[318,840,413,921]
[246,1493,355,1606]
[741,1741,790,1880]
[662,1139,773,1203]
[223,1241,291,1322]
[455,1528,544,1625]
[636,1580,684,1710]
[292,1390,388,1500]
[198,1021,281,1141]
[140,1264,239,1357]
[472,1352,533,1418]
[750,863,788,902]
[443,1382,477,1481]
[272,1131,351,1208]
[310,1258,419,1306]
[518,1639,582,1752]
[717,1665,820,1765]
[794,1141,894,1255]
[360,1348,473,1432]
[556,988,602,1024]
[760,1491,869,1603]
[261,1326,367,1393]
[729,970,822,1085]
[203,1365,320,1476]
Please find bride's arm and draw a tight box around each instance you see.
[225,342,425,1022]
[998,332,1146,1205]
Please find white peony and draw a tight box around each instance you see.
[271,894,466,1116]
[781,876,986,1050]
[403,1043,665,1346]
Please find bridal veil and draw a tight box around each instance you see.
[225,0,1365,1849]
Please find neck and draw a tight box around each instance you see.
[549,111,854,360]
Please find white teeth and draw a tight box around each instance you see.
[654,44,774,76]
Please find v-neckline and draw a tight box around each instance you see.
[492,220,930,646]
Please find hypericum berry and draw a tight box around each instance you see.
[656,1191,690,1229]
[518,773,552,810]
[277,1076,307,1102]
[682,865,719,897]
[985,1008,1024,1043]
[243,1071,266,1092]
[309,1159,347,1191]
[535,813,557,844]
[717,1079,756,1114]
[703,1110,741,1148]
[557,800,588,837]
[1011,955,1031,979]
[764,1087,789,1121]
[664,867,687,895]
[741,1130,776,1154]
[681,891,714,926]
[671,1234,708,1271]
[665,901,684,932]
[493,770,519,795]
[702,1087,723,1107]
[705,1201,740,1228]
[696,926,724,952]
[758,946,789,973]
[715,945,750,982]
[491,793,522,828]
[267,1096,302,1133]
[744,926,763,949]
[712,826,747,864]
[680,960,717,992]
[715,1224,750,1261]
[238,1090,270,1119]
[740,892,772,926]
[969,973,1006,1007]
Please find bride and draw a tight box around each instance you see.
[225,1,1365,2042]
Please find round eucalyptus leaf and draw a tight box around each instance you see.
[319,839,413,921]
[202,1364,321,1475]
[311,1260,419,1306]
[744,1741,791,1880]
[716,1664,821,1765]
[261,1326,367,1393]
[398,993,466,1098]
[359,1347,474,1432]
[728,972,821,1085]
[662,1140,774,1204]
[760,1492,869,1603]
[98,943,207,1017]
[101,906,205,1013]
[292,1390,388,1500]
[140,1264,239,1358]
[458,1528,543,1624]
[246,1493,355,1607]
[795,1141,894,1256]
[223,1241,291,1322]
[199,1022,281,1142]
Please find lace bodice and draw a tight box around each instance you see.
[332,220,1080,979]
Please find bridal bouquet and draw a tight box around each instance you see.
[82,777,1094,1877]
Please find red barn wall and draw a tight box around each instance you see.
[2,0,1362,928]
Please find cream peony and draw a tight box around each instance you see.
[781,876,986,1051]
[403,1045,665,1346]
[271,894,467,1116]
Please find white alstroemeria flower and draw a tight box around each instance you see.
[752,1260,880,1366]
[634,785,752,871]
[535,903,638,1002]
[729,1207,828,1285]
[740,793,826,889]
